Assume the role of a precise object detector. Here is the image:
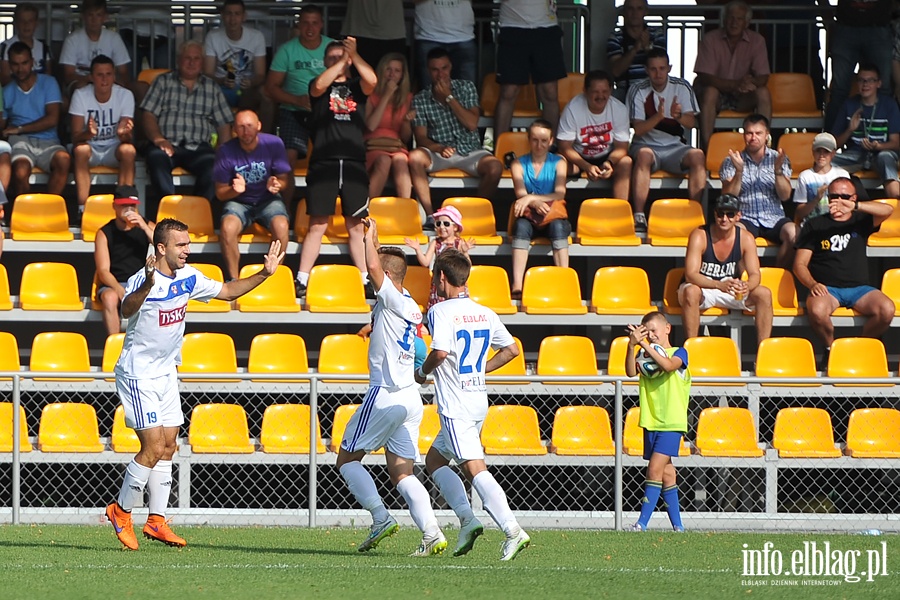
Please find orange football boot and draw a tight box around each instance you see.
[143,515,187,547]
[105,502,139,550]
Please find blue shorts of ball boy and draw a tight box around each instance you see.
[643,430,684,460]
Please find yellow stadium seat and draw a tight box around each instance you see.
[179,332,237,382]
[138,68,170,85]
[0,331,19,379]
[467,265,517,315]
[591,266,657,315]
[777,132,817,175]
[769,73,821,120]
[706,131,744,179]
[185,263,231,312]
[845,408,900,458]
[755,337,818,386]
[827,337,890,386]
[440,197,503,244]
[235,264,301,312]
[294,196,349,243]
[30,332,91,382]
[189,404,254,453]
[647,199,704,246]
[419,404,440,454]
[537,336,597,383]
[481,405,547,455]
[318,334,369,383]
[557,72,585,111]
[292,141,313,176]
[260,404,326,453]
[749,267,803,316]
[157,195,218,242]
[487,336,527,384]
[0,402,32,452]
[480,72,540,118]
[368,196,426,244]
[662,267,727,316]
[20,262,84,310]
[237,222,272,243]
[575,198,641,246]
[622,406,690,456]
[867,199,900,246]
[0,264,12,311]
[80,194,116,242]
[607,335,631,377]
[521,266,587,314]
[330,404,384,453]
[772,407,840,458]
[10,193,74,241]
[38,403,104,452]
[551,406,614,455]
[248,334,309,382]
[882,268,900,315]
[404,266,432,310]
[493,132,529,175]
[111,405,140,453]
[306,264,369,313]
[101,333,124,381]
[695,407,764,457]
[683,337,742,385]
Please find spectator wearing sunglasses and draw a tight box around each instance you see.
[679,194,772,345]
[794,177,895,357]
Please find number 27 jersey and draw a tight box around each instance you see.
[427,296,514,421]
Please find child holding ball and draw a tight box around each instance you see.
[624,312,691,532]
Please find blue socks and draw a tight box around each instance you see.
[637,479,662,529]
[662,485,683,530]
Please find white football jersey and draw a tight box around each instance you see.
[368,277,423,390]
[427,296,515,421]
[115,264,223,379]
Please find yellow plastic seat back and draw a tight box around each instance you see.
[138,68,170,85]
[111,405,140,453]
[755,337,818,386]
[753,267,803,316]
[189,404,254,453]
[248,334,309,382]
[827,337,890,386]
[480,72,540,117]
[551,406,614,455]
[30,332,91,381]
[38,402,104,452]
[0,331,20,380]
[591,266,657,314]
[623,407,643,455]
[683,337,742,385]
[101,333,125,382]
[522,266,587,315]
[20,262,83,310]
[318,334,369,383]
[772,407,840,458]
[80,194,116,242]
[777,132,817,174]
[157,195,218,242]
[0,402,32,452]
[493,133,529,175]
[845,408,900,457]
[769,73,820,118]
[330,404,383,453]
[537,336,597,384]
[481,405,547,455]
[881,268,900,315]
[404,266,432,310]
[10,193,74,241]
[867,199,900,246]
[294,197,348,243]
[260,404,325,453]
[0,264,12,311]
[419,404,440,454]
[647,199,705,246]
[440,197,502,244]
[695,407,763,457]
[706,132,744,179]
[235,264,301,312]
[180,332,237,382]
[487,336,527,384]
[575,198,640,246]
[187,263,231,312]
[663,267,727,316]
[557,72,585,111]
[467,265,517,315]
[369,196,427,244]
[306,264,369,313]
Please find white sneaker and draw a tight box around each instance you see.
[453,517,485,557]
[358,516,399,552]
[410,531,448,557]
[629,522,646,532]
[499,528,530,561]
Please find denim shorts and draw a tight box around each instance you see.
[827,285,878,308]
[643,430,684,460]
[222,197,289,230]
[510,216,571,250]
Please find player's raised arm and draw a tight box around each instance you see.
[364,219,386,291]
[121,255,156,318]
[216,240,285,300]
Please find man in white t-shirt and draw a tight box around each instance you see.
[70,54,136,209]
[0,4,53,86]
[203,0,273,132]
[795,132,853,225]
[336,218,447,557]
[59,0,131,94]
[558,70,633,219]
[104,219,284,551]
[627,49,706,227]
[416,249,530,561]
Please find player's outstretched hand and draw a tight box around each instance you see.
[263,240,285,276]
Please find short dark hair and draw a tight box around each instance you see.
[528,119,554,134]
[324,40,344,55]
[646,48,669,63]
[14,4,39,20]
[857,62,881,79]
[426,47,451,64]
[434,249,471,287]
[641,311,668,327]
[377,246,408,282]
[221,0,245,13]
[90,54,114,72]
[743,113,770,130]
[81,0,107,14]
[153,218,189,248]
[7,41,32,60]
[299,4,323,18]
[584,69,613,89]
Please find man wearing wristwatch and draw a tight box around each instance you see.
[793,176,895,358]
[409,47,502,230]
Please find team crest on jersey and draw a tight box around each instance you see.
[159,304,187,327]
[169,280,189,296]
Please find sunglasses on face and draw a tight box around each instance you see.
[830,193,854,200]
[434,220,454,227]
[715,210,737,218]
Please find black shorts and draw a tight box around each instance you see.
[306,158,369,218]
[278,109,310,157]
[740,217,791,243]
[496,26,567,85]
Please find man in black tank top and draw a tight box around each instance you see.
[679,194,773,345]
[94,185,155,336]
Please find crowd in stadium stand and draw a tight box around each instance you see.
[0,0,897,353]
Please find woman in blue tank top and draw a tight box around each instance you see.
[509,119,571,298]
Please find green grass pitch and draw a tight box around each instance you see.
[0,525,895,599]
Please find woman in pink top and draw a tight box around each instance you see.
[365,52,415,199]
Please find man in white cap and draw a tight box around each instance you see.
[793,132,851,225]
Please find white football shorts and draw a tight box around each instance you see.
[431,415,485,463]
[340,384,423,460]
[116,369,184,430]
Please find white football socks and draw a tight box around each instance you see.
[432,466,476,525]
[146,459,173,517]
[472,471,519,537]
[116,459,151,512]
[396,475,440,538]
[340,462,390,524]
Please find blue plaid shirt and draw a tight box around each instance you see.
[720,147,792,228]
